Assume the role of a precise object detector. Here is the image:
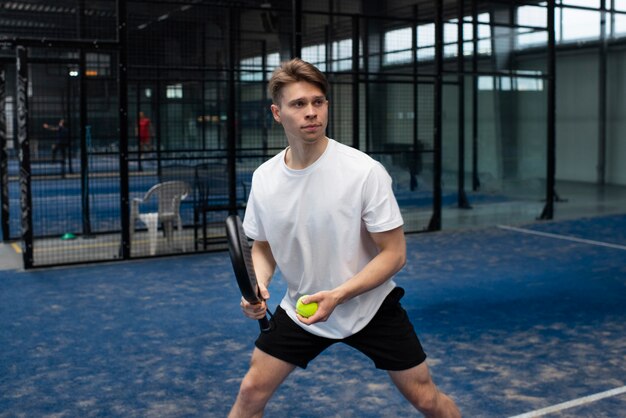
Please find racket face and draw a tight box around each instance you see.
[225,215,261,304]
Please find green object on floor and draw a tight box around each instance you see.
[61,233,76,240]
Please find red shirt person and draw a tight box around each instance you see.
[137,111,153,152]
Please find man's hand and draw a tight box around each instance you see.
[240,282,270,320]
[295,290,340,325]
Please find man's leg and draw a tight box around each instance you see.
[61,146,67,176]
[229,347,296,418]
[388,362,461,418]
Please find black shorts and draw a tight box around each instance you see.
[255,287,427,371]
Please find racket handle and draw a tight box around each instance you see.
[258,316,272,333]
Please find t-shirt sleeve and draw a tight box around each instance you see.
[242,174,267,241]
[361,162,404,233]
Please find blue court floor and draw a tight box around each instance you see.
[1,214,625,417]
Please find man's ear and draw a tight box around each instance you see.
[271,104,281,123]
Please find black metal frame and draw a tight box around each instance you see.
[541,0,557,220]
[0,65,8,242]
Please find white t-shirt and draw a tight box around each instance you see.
[243,139,404,339]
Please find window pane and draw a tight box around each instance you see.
[265,53,280,80]
[478,72,543,91]
[384,28,412,64]
[443,22,458,57]
[459,14,491,55]
[561,0,599,8]
[518,5,547,28]
[517,27,548,47]
[614,13,626,37]
[516,71,544,91]
[333,39,352,60]
[418,23,435,47]
[85,52,111,77]
[517,5,548,48]
[463,22,473,40]
[517,77,543,91]
[267,53,280,68]
[477,40,491,55]
[332,39,353,71]
[478,23,491,39]
[418,46,435,61]
[478,76,494,90]
[386,50,412,64]
[385,27,412,51]
[499,77,512,91]
[616,0,626,11]
[444,21,457,42]
[561,8,600,41]
[333,58,352,71]
[463,41,474,56]
[302,44,326,71]
[241,56,260,67]
[240,56,262,81]
[166,84,183,99]
[399,15,494,61]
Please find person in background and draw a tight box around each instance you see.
[137,111,153,153]
[43,118,70,162]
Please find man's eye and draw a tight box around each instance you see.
[314,99,324,106]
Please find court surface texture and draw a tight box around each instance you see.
[1,214,625,417]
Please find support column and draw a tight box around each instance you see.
[227,7,240,213]
[16,46,33,268]
[352,15,360,149]
[117,0,131,258]
[471,0,480,191]
[457,0,471,208]
[291,0,302,58]
[0,66,9,241]
[540,0,556,220]
[428,0,443,231]
[597,0,607,185]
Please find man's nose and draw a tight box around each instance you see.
[305,104,317,118]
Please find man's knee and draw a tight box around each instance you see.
[409,382,461,417]
[237,372,272,408]
[412,383,440,414]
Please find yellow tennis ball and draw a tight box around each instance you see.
[296,295,318,318]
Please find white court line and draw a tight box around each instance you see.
[508,385,626,418]
[497,225,626,251]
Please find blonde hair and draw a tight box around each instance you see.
[268,58,329,104]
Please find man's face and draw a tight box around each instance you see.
[271,81,328,145]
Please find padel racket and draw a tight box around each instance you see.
[225,214,272,333]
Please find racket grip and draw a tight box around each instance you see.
[258,316,272,333]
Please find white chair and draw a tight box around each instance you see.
[130,181,191,255]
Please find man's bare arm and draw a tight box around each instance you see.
[298,226,406,324]
[240,240,276,320]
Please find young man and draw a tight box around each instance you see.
[230,58,461,418]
